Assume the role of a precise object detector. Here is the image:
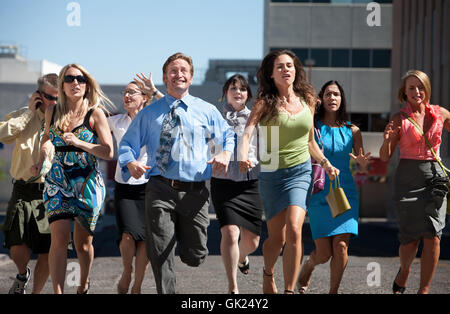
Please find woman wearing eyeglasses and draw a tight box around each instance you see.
[107,73,162,294]
[31,64,114,294]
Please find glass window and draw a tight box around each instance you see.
[372,49,391,68]
[311,49,330,67]
[292,49,309,65]
[352,49,371,68]
[331,49,350,67]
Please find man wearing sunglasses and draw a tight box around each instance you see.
[0,73,58,294]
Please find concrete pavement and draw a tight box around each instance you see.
[1,213,449,294]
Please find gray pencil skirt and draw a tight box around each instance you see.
[394,159,447,244]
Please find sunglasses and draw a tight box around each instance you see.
[64,75,87,84]
[40,91,58,101]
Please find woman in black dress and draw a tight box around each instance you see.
[211,74,264,294]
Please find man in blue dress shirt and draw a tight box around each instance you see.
[118,52,235,294]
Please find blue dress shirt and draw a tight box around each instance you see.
[118,93,236,182]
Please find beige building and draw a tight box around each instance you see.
[391,0,450,157]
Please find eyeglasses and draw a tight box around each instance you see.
[40,91,58,101]
[63,75,87,84]
[121,90,144,96]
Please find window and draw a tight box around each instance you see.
[372,49,391,68]
[311,49,330,67]
[352,49,371,68]
[331,49,350,67]
[292,49,309,65]
[269,47,391,68]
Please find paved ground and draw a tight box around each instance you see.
[1,213,449,295]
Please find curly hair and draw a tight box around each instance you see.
[255,49,317,123]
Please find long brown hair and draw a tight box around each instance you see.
[255,49,317,123]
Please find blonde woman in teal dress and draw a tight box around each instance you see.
[297,80,371,294]
[31,64,114,294]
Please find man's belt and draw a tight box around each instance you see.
[154,175,205,191]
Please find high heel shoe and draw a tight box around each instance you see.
[392,268,406,294]
[77,281,90,294]
[238,256,250,275]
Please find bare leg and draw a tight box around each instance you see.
[131,240,149,294]
[32,253,50,294]
[220,225,240,293]
[297,237,332,293]
[73,221,93,294]
[281,206,305,293]
[118,233,135,294]
[329,234,350,294]
[49,219,71,294]
[418,237,440,294]
[10,244,31,278]
[238,227,260,266]
[262,211,286,294]
[395,240,420,289]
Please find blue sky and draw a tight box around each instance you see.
[1,0,264,85]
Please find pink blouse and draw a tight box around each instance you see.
[398,103,443,160]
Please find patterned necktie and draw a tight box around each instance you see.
[156,101,181,173]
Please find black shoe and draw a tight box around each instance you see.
[238,256,250,275]
[393,269,406,294]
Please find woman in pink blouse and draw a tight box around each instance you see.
[380,70,450,294]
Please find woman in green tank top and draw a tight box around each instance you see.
[239,50,340,294]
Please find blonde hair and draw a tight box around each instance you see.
[397,69,431,104]
[54,64,114,131]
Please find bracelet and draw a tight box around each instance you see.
[319,158,329,167]
[151,89,159,97]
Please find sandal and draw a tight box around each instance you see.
[263,268,277,294]
[297,258,312,294]
[238,256,250,275]
[284,289,295,294]
[77,281,90,294]
[393,268,406,294]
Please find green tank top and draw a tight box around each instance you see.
[259,103,313,171]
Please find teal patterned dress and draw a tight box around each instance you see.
[44,109,105,234]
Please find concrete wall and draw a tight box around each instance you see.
[264,3,392,51]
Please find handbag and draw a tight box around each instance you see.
[400,111,450,214]
[311,127,325,194]
[326,175,351,218]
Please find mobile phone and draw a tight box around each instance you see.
[35,90,42,109]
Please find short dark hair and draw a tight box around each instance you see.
[222,74,252,105]
[37,73,58,92]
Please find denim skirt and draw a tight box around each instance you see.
[258,159,312,221]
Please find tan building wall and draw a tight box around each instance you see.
[391,0,450,156]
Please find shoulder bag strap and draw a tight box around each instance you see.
[399,111,450,177]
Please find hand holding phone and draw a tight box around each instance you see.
[35,90,43,109]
